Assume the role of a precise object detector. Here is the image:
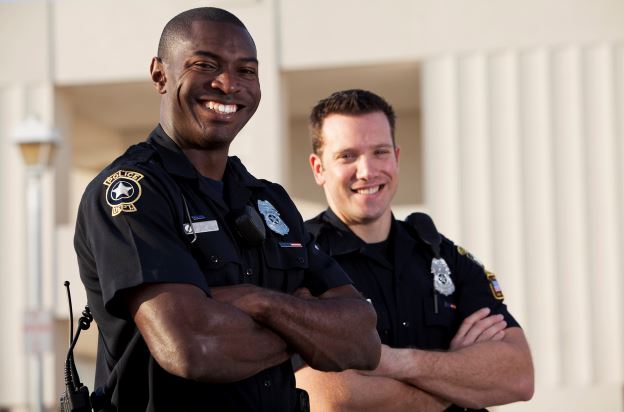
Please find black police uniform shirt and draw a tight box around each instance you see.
[306,209,520,412]
[74,125,352,412]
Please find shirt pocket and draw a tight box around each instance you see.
[422,294,457,349]
[192,231,242,287]
[262,238,308,293]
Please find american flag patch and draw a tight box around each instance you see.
[486,271,504,300]
[279,242,303,248]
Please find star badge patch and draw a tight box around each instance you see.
[104,170,144,216]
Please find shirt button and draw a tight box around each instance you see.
[210,255,219,264]
[245,268,253,276]
[402,321,410,327]
[264,380,271,387]
[297,257,304,264]
[383,329,390,335]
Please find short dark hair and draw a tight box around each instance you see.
[157,7,248,61]
[309,89,396,155]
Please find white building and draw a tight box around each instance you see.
[1,0,623,410]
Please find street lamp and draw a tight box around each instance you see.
[13,114,58,412]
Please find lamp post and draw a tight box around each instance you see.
[13,115,58,412]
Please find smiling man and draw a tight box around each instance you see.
[74,10,380,412]
[296,89,534,411]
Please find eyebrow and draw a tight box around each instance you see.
[192,50,258,64]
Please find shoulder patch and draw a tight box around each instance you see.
[486,270,505,300]
[104,170,144,216]
[456,245,484,268]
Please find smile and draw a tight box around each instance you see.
[353,185,384,195]
[206,101,238,114]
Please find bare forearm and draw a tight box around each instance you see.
[182,310,291,382]
[296,367,449,412]
[253,287,380,371]
[130,283,290,383]
[215,284,380,371]
[381,329,534,408]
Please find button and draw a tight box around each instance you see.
[383,329,390,335]
[297,257,304,264]
[210,256,219,264]
[245,268,253,276]
[264,380,271,387]
[402,321,410,327]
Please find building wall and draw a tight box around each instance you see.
[1,0,623,410]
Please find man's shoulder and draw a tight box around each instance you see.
[79,141,164,208]
[304,211,332,238]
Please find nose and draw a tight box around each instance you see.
[211,70,240,94]
[355,155,375,180]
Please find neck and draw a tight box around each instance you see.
[341,210,392,244]
[182,148,228,180]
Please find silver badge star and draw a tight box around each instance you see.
[111,181,133,200]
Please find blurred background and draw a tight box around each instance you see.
[1,0,623,410]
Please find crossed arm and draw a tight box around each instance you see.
[296,308,534,411]
[127,282,380,383]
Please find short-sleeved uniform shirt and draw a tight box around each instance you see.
[74,125,351,412]
[306,209,520,412]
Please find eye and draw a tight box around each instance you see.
[336,152,355,162]
[192,61,217,71]
[238,66,258,78]
[375,148,392,156]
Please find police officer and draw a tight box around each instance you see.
[74,11,380,411]
[295,90,534,411]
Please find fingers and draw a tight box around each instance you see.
[294,287,314,299]
[450,307,507,350]
[452,307,491,341]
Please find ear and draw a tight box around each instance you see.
[394,145,400,163]
[150,57,167,94]
[309,153,325,187]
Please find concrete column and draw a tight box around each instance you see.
[488,51,526,324]
[518,48,560,385]
[457,54,493,263]
[583,44,623,384]
[616,44,624,384]
[551,46,592,385]
[421,56,461,237]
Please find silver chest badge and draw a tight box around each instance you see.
[431,258,455,296]
[257,199,289,235]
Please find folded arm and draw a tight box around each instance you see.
[365,327,534,409]
[211,284,381,371]
[296,366,450,412]
[127,283,290,383]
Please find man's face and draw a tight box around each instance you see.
[153,20,261,150]
[310,112,399,227]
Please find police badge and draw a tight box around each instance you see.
[257,199,289,235]
[431,257,455,296]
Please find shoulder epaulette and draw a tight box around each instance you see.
[404,212,442,258]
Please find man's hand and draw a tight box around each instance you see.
[450,307,506,350]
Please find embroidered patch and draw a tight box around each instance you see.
[456,245,484,268]
[104,170,144,216]
[486,271,505,300]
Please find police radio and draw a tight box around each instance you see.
[59,281,93,412]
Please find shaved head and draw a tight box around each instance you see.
[157,7,248,62]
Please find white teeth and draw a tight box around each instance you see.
[206,101,237,114]
[356,186,380,195]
